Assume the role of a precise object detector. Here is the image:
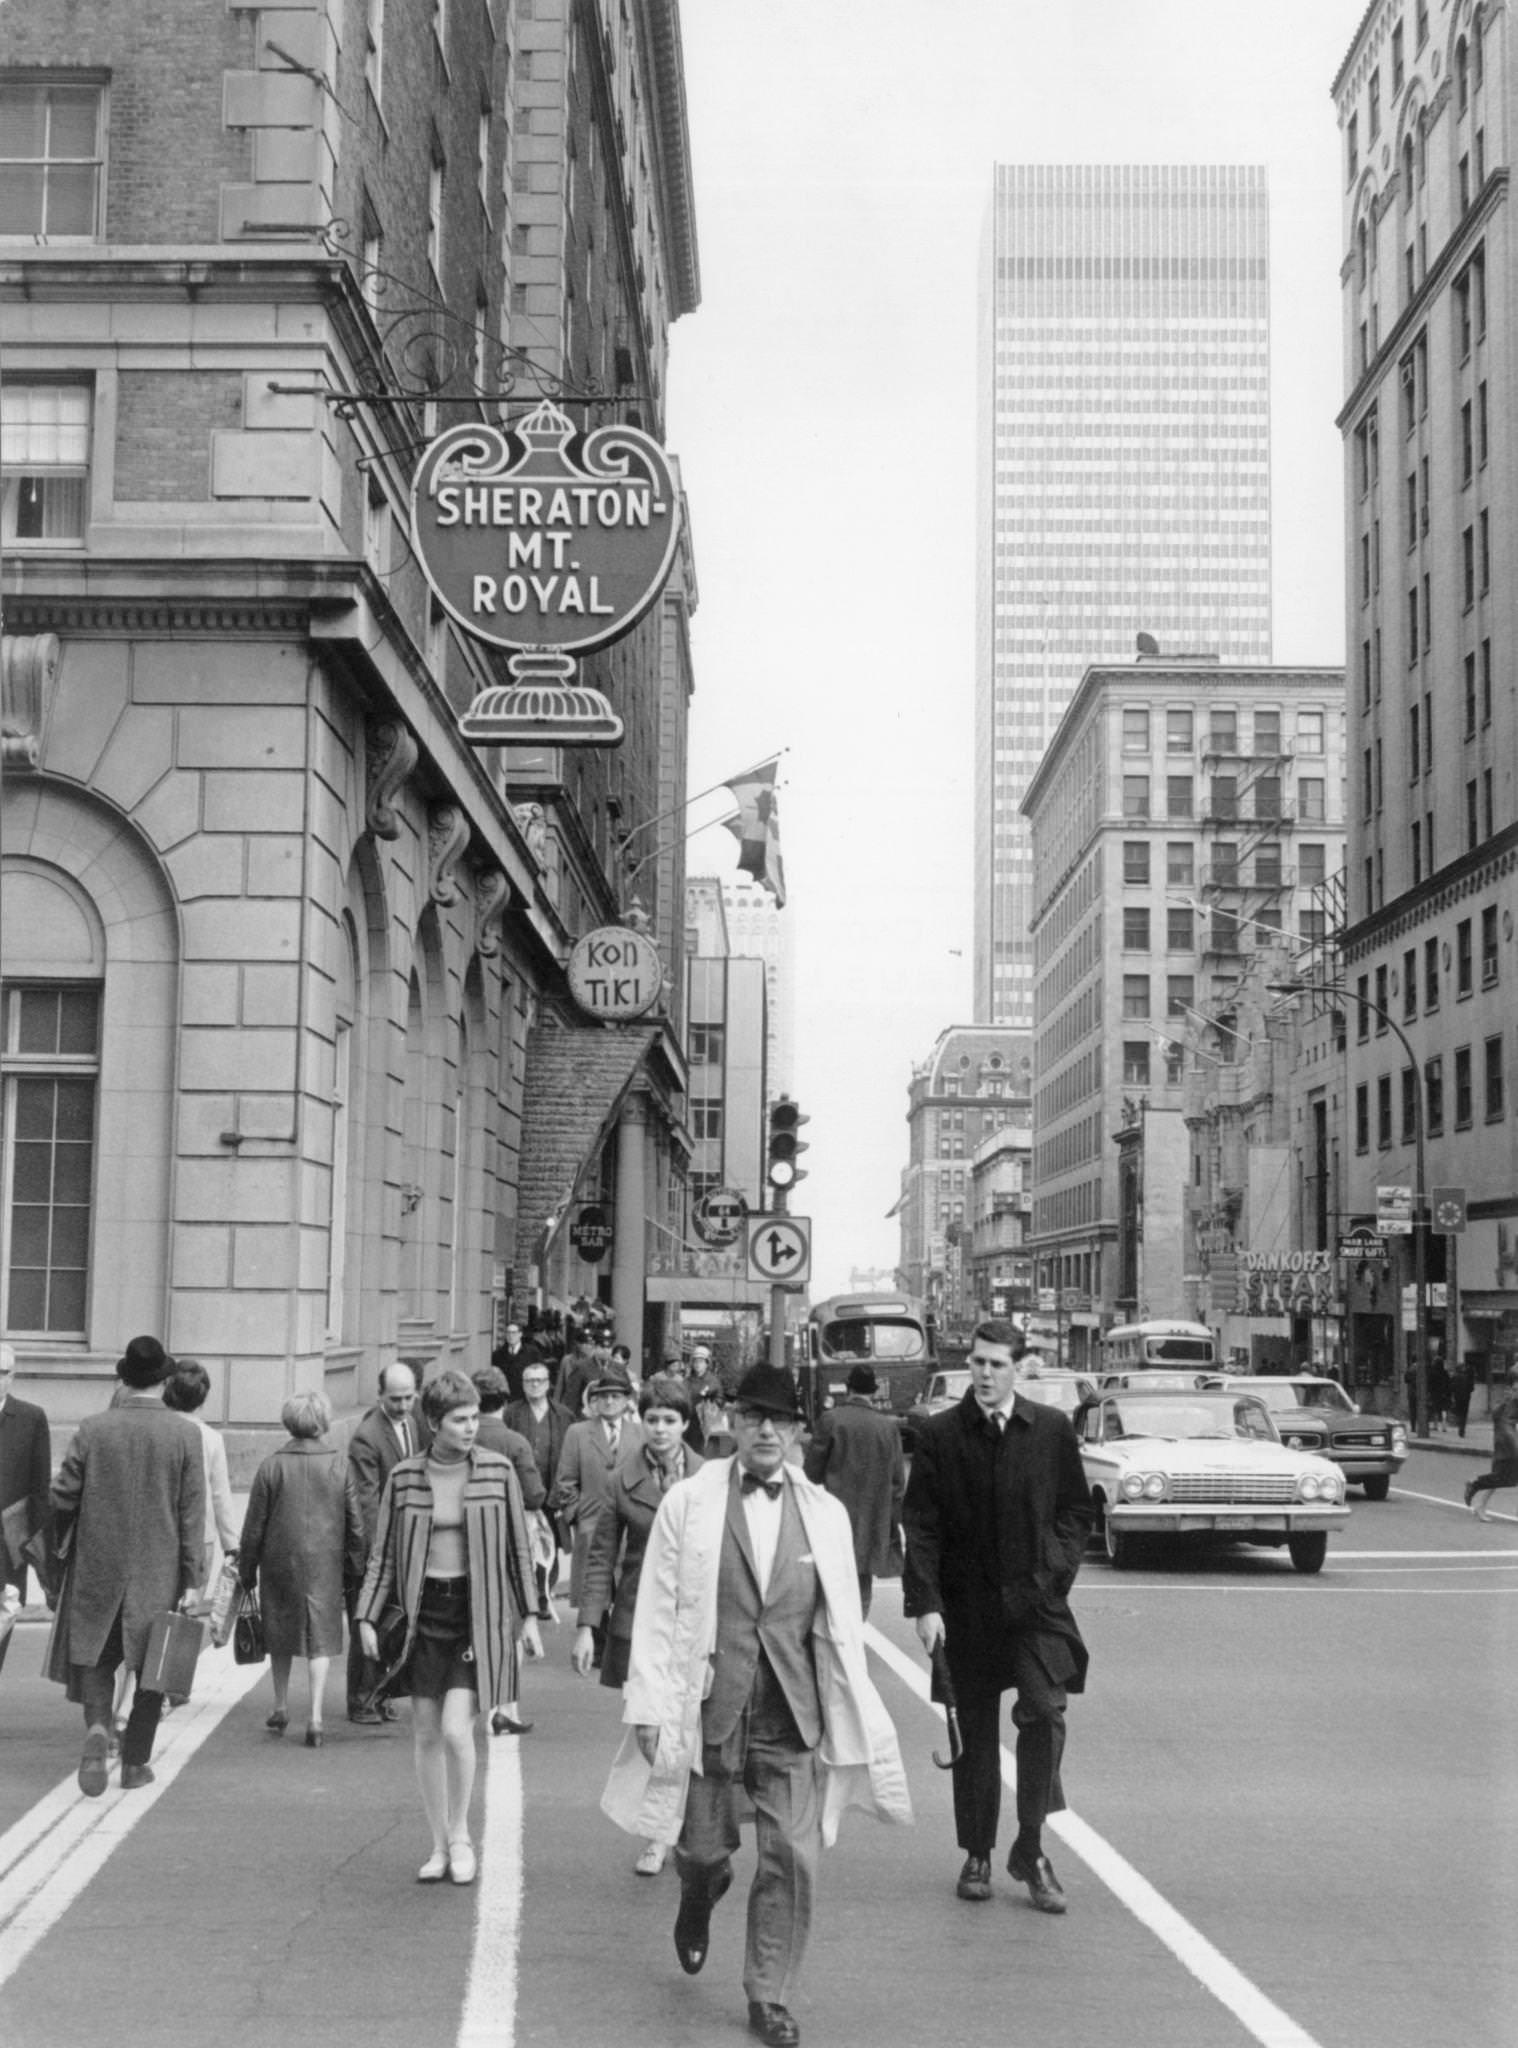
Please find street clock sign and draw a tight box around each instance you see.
[411,401,681,748]
[566,926,663,1021]
[1431,1186,1468,1233]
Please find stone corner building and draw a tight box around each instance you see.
[0,0,701,1431]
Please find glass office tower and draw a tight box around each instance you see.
[975,164,1273,1026]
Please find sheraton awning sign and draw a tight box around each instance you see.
[411,401,681,747]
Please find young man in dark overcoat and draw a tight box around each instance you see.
[902,1319,1093,1912]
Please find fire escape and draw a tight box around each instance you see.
[1198,717,1294,972]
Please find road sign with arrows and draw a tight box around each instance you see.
[747,1214,812,1287]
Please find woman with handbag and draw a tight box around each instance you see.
[355,1369,543,1886]
[237,1390,365,1745]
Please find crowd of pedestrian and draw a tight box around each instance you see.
[9,1315,1512,2048]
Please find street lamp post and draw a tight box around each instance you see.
[1268,980,1428,1436]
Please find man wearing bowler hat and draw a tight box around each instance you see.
[604,1363,911,2048]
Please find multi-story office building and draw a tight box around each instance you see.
[0,0,700,1424]
[975,164,1273,1028]
[721,874,795,1101]
[1021,656,1345,1364]
[966,1118,1034,1327]
[895,1025,1032,1330]
[1330,0,1518,1394]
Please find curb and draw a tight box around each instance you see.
[1407,1435,1487,1458]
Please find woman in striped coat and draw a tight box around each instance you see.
[356,1369,542,1886]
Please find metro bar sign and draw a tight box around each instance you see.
[411,401,681,747]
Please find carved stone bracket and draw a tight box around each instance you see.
[473,865,511,956]
[364,717,419,841]
[1,633,60,769]
[428,802,471,905]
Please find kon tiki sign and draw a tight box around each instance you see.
[566,925,663,1021]
[411,401,681,748]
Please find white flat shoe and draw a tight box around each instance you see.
[417,1851,450,1883]
[449,1842,477,1885]
[634,1841,667,1875]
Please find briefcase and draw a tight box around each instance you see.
[142,1610,207,1698]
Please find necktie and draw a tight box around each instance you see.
[740,1471,782,1500]
[981,1408,1004,1439]
[606,1425,620,1454]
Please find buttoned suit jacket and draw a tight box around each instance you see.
[347,1403,432,1553]
[803,1396,905,1576]
[553,1415,645,1606]
[902,1388,1093,1694]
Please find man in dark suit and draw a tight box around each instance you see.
[903,1320,1093,1913]
[0,1343,51,1609]
[491,1320,545,1404]
[345,1360,430,1722]
[471,1367,547,1510]
[803,1364,905,1617]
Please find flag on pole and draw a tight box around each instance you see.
[721,757,786,908]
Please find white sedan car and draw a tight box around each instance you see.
[1077,1386,1350,1574]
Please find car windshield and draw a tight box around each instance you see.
[928,1372,971,1401]
[1104,1394,1280,1443]
[1274,1382,1356,1413]
[1021,1376,1096,1413]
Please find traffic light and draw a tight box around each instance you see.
[766,1097,809,1191]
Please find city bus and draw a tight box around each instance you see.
[1100,1319,1218,1373]
[802,1293,935,1426]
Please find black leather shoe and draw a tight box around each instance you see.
[673,1864,732,1974]
[348,1705,385,1726]
[1007,1843,1067,1913]
[956,1853,992,1901]
[119,1763,155,1790]
[1464,1479,1477,1508]
[747,2002,801,2047]
[78,1724,110,1799]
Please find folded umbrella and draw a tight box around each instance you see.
[929,1641,963,1770]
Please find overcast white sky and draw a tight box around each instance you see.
[664,0,1362,1295]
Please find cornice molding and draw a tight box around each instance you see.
[1341,824,1518,959]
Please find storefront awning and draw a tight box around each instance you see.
[513,1019,657,1278]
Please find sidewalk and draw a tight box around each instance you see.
[1407,1418,1492,1457]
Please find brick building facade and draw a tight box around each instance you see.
[0,0,702,1432]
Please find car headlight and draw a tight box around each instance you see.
[1119,1472,1145,1500]
[1142,1472,1167,1500]
[1298,1472,1322,1500]
[1390,1423,1408,1453]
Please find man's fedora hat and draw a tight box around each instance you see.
[587,1365,634,1398]
[732,1364,804,1420]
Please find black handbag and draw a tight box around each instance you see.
[232,1589,267,1665]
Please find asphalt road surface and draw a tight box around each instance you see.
[1,1445,1513,2048]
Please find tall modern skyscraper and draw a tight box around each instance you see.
[975,165,1274,1026]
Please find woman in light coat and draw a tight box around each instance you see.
[238,1389,364,1746]
[356,1369,542,1886]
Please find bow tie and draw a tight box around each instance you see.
[740,1471,782,1500]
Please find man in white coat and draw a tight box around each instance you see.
[603,1364,911,2048]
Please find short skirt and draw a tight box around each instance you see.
[408,1576,477,1701]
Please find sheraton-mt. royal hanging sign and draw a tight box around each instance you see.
[411,400,682,747]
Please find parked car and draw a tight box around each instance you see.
[1220,1376,1407,1499]
[1077,1386,1350,1574]
[900,1367,1096,1451]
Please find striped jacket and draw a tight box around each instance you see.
[355,1447,534,1712]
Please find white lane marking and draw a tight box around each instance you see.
[1328,1547,1518,1558]
[1394,1485,1515,1519]
[457,1726,525,2048]
[866,1624,1329,2048]
[0,1647,267,1990]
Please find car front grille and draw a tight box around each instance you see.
[1166,1473,1300,1504]
[1330,1431,1388,1449]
